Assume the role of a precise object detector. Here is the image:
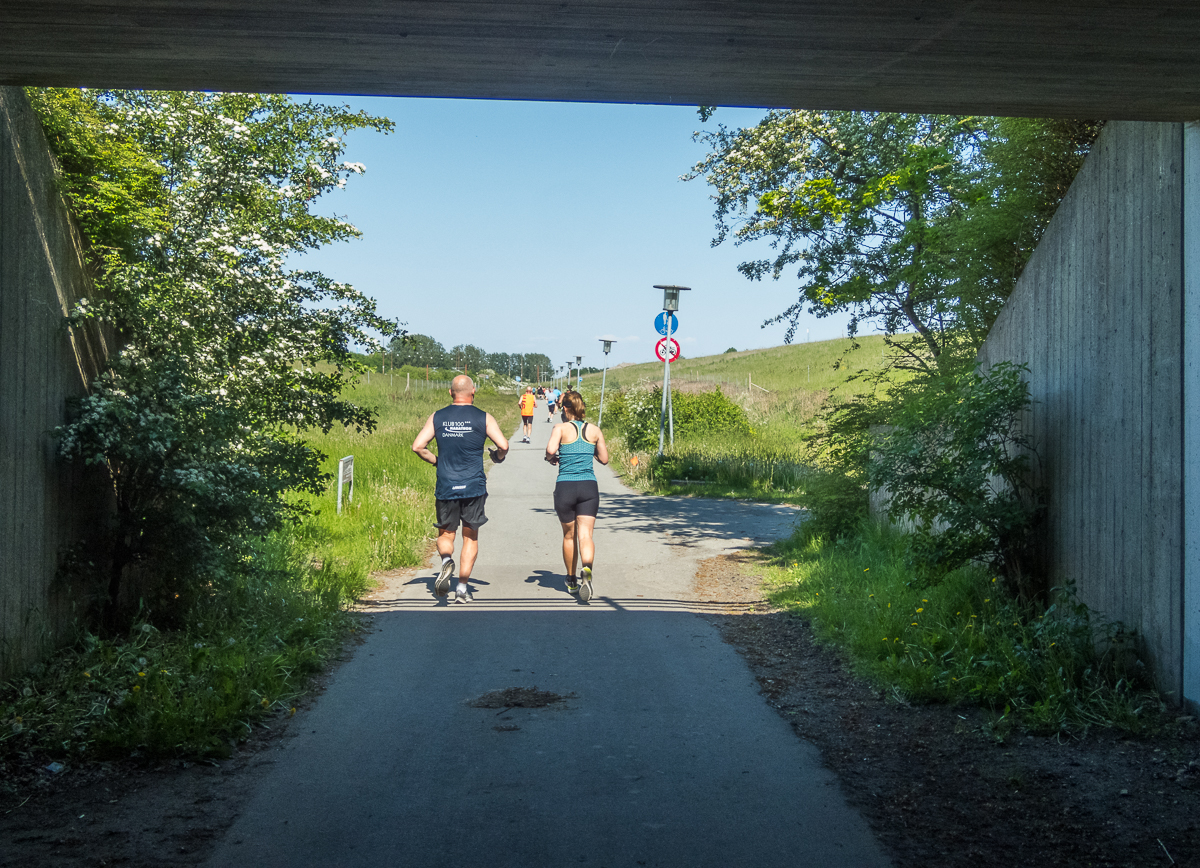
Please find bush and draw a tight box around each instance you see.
[867,361,1045,602]
[606,384,751,452]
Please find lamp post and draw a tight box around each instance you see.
[653,284,690,455]
[598,339,616,425]
[575,355,583,390]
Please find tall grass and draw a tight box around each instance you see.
[764,523,1160,734]
[0,377,517,766]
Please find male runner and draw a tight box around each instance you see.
[546,387,561,423]
[517,386,537,443]
[412,375,509,603]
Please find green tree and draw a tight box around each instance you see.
[34,88,397,622]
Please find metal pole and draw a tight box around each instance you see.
[599,365,608,425]
[658,314,671,456]
[667,329,675,445]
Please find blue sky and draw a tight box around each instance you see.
[298,96,850,370]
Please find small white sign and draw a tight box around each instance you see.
[337,455,354,514]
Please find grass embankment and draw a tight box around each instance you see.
[759,524,1161,734]
[586,336,894,501]
[0,380,516,769]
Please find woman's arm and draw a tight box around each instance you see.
[593,426,610,465]
[545,424,563,464]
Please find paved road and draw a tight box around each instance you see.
[205,409,889,867]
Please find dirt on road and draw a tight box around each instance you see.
[3,554,1199,868]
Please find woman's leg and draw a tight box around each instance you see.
[560,519,577,577]
[574,515,596,567]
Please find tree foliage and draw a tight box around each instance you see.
[31,88,397,622]
[688,111,1099,370]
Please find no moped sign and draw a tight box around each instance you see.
[655,337,680,363]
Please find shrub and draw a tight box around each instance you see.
[606,384,751,452]
[867,361,1045,603]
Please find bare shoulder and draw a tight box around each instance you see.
[585,422,603,443]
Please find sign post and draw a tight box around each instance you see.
[652,285,690,455]
[598,339,616,425]
[337,455,354,515]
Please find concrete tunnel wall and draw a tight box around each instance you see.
[0,86,111,679]
[978,121,1188,700]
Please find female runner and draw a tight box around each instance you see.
[545,390,609,601]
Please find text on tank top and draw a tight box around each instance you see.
[433,404,488,499]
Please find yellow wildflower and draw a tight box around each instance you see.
[916,608,924,613]
[137,672,146,677]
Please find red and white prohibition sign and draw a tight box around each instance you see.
[655,337,681,363]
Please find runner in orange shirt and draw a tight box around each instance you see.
[517,386,537,443]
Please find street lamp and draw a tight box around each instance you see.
[652,285,690,455]
[575,355,583,390]
[598,339,616,425]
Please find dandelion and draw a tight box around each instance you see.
[869,594,875,598]
[863,568,869,572]
[137,672,146,677]
[261,698,270,708]
[922,599,928,603]
[984,598,990,603]
[83,672,91,678]
[916,608,924,613]
[911,622,918,626]
[132,685,141,692]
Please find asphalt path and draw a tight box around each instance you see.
[205,407,889,867]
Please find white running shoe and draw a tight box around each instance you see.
[579,566,593,603]
[455,589,472,604]
[434,559,454,598]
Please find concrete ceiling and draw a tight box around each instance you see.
[2,2,1199,120]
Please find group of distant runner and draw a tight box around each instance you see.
[411,377,608,604]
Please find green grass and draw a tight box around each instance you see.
[584,336,900,503]
[762,523,1161,735]
[0,534,365,765]
[0,377,517,769]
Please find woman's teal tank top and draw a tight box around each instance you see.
[557,421,597,482]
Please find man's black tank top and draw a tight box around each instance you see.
[433,404,488,500]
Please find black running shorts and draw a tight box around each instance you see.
[521,415,533,424]
[434,494,488,530]
[553,480,600,523]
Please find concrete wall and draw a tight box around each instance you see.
[978,121,1185,699]
[0,86,110,679]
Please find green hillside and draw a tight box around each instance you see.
[584,334,893,396]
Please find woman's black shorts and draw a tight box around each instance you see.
[553,480,600,523]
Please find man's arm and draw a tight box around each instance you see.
[484,413,510,463]
[411,413,438,466]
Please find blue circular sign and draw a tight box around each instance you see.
[654,312,679,336]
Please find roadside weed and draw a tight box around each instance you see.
[765,522,1161,734]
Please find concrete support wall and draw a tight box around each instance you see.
[979,121,1185,699]
[0,86,110,679]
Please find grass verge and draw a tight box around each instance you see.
[1,381,517,772]
[761,521,1163,736]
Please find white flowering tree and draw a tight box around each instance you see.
[32,89,397,622]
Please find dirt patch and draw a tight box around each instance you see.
[469,687,574,709]
[695,552,1200,868]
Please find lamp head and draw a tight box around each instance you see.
[601,339,615,354]
[653,284,691,312]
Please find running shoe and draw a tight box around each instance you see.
[566,577,579,594]
[434,558,454,598]
[579,566,593,603]
[454,589,472,604]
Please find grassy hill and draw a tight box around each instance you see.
[574,335,902,501]
[584,334,893,396]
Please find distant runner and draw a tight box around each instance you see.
[412,375,509,603]
[546,387,561,423]
[517,386,537,443]
[545,390,609,602]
